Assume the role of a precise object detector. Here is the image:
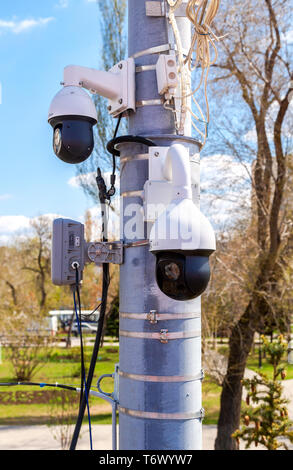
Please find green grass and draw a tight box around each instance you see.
[246,348,293,379]
[0,342,119,425]
[216,342,293,380]
[0,341,223,426]
[202,378,222,425]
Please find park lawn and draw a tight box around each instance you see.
[202,379,221,425]
[0,341,119,425]
[218,343,293,379]
[246,349,293,380]
[0,341,222,426]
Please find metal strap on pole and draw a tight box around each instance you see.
[120,153,149,163]
[123,240,149,248]
[121,190,144,198]
[118,369,204,383]
[119,329,201,343]
[120,311,200,321]
[131,42,189,59]
[131,43,171,59]
[118,406,205,421]
[136,65,157,73]
[136,98,164,108]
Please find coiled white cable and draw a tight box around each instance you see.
[166,0,223,146]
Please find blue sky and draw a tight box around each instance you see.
[2,1,287,242]
[0,0,103,241]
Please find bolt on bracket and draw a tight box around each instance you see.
[147,310,158,324]
[160,329,169,343]
[87,241,123,265]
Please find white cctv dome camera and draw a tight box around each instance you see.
[48,60,136,164]
[48,86,97,164]
[149,144,216,301]
[149,198,216,253]
[149,199,216,301]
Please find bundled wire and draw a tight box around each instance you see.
[69,240,110,451]
[106,113,122,199]
[166,0,223,146]
[69,114,118,451]
[0,381,77,391]
[166,0,189,135]
[72,268,93,450]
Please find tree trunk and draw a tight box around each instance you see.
[215,256,283,449]
[215,302,255,449]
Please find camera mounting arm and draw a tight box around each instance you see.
[63,65,122,101]
[62,59,136,117]
[48,58,136,164]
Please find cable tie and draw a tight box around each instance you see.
[39,383,46,388]
[195,30,211,36]
[198,118,209,138]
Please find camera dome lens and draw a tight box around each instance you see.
[50,118,95,164]
[53,127,62,155]
[155,251,212,301]
[164,262,181,280]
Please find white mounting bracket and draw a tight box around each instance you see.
[143,146,200,223]
[63,58,136,118]
[143,147,173,223]
[107,59,136,117]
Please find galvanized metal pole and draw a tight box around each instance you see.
[118,0,203,450]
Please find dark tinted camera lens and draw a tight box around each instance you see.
[51,117,96,164]
[164,262,181,280]
[155,251,211,301]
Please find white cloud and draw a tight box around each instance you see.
[68,171,120,193]
[0,193,12,201]
[244,99,293,143]
[0,17,54,35]
[68,172,96,189]
[0,213,64,245]
[200,154,252,228]
[55,0,70,8]
[282,29,293,44]
[0,215,31,234]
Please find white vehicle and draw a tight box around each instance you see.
[72,321,98,337]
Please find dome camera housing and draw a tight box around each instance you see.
[150,198,216,301]
[155,250,213,301]
[48,86,97,164]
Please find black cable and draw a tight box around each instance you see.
[0,382,77,392]
[106,113,122,199]
[70,127,152,450]
[72,273,93,450]
[69,265,109,450]
[106,135,156,157]
[69,176,111,451]
[80,302,101,322]
[73,269,86,406]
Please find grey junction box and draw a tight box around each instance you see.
[51,218,85,286]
